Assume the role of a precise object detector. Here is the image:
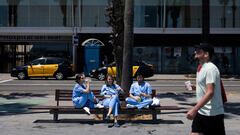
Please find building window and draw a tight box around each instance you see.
[0,1,9,26]
[211,0,240,28]
[134,0,202,28]
[81,0,108,27]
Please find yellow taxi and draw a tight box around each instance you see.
[89,61,154,80]
[11,57,74,80]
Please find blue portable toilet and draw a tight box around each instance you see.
[82,39,104,75]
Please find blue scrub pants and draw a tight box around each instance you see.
[103,95,120,116]
[73,92,95,109]
[125,97,153,109]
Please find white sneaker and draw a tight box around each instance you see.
[126,104,135,108]
[95,103,104,108]
[83,107,91,115]
[144,105,149,109]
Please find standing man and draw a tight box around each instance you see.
[187,43,225,135]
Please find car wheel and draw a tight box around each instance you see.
[17,72,27,80]
[55,72,64,80]
[97,73,106,81]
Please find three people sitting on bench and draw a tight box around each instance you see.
[72,73,153,120]
[100,74,124,127]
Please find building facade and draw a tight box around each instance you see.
[0,0,240,75]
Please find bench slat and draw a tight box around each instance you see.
[30,105,181,111]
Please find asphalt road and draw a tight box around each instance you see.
[0,79,239,93]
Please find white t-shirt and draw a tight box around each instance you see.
[196,62,224,116]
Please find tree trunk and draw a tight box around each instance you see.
[121,0,134,92]
[106,0,124,85]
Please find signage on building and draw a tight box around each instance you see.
[72,34,79,46]
[0,35,71,42]
[174,47,182,57]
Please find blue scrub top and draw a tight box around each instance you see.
[72,83,86,100]
[130,82,152,99]
[101,84,121,96]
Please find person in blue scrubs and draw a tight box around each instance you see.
[101,74,124,127]
[125,73,153,109]
[72,73,98,115]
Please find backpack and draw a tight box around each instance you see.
[220,80,227,104]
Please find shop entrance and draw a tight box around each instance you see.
[82,38,104,75]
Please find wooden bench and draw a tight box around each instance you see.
[29,89,181,121]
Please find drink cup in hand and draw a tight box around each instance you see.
[85,77,91,83]
[185,81,192,91]
[136,96,141,102]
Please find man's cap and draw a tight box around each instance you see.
[195,43,214,57]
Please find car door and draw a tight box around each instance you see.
[107,66,116,77]
[132,66,139,76]
[44,58,59,77]
[107,65,139,77]
[28,59,45,77]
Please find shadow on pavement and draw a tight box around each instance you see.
[221,75,240,79]
[224,102,240,116]
[0,92,49,116]
[157,92,195,102]
[0,92,48,99]
[179,102,195,107]
[33,119,184,125]
[0,103,41,116]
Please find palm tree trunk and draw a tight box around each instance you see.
[121,0,134,92]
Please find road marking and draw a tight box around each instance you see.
[0,79,13,84]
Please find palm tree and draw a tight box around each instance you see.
[106,0,124,84]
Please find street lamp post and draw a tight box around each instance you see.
[72,0,78,73]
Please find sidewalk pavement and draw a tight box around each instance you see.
[0,73,240,134]
[145,74,240,81]
[0,73,14,82]
[0,88,240,135]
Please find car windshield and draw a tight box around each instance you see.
[30,59,45,65]
[46,58,63,64]
[106,61,151,67]
[107,62,116,67]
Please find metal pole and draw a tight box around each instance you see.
[202,0,210,43]
[24,45,27,64]
[72,0,77,73]
[163,0,166,30]
[232,0,236,27]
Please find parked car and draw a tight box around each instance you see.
[89,61,154,80]
[11,57,74,80]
